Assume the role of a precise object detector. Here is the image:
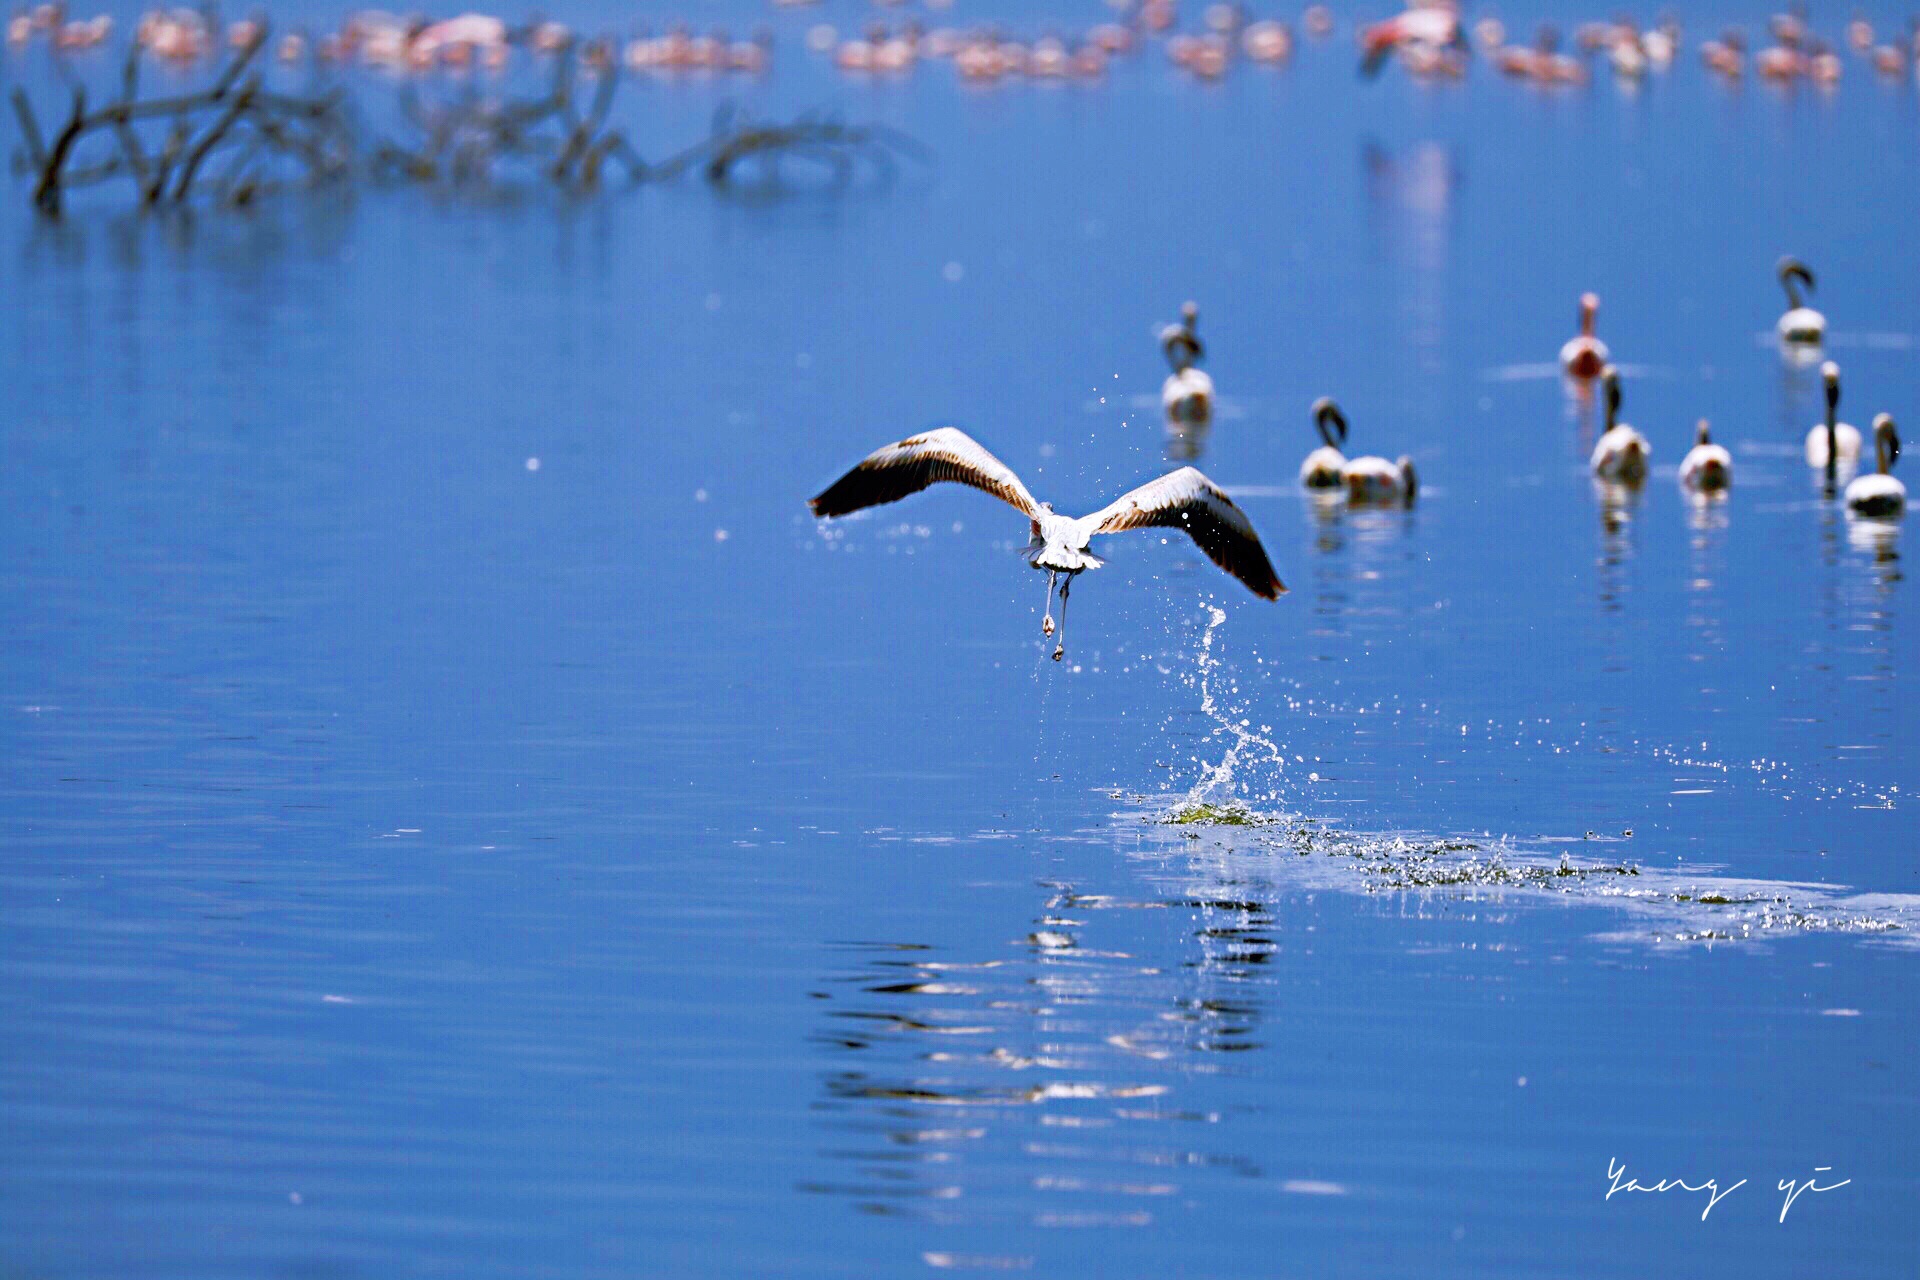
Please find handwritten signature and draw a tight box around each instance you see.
[1606,1158,1851,1222]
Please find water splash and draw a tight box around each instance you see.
[1178,605,1291,813]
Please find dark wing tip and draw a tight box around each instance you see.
[1243,558,1284,599]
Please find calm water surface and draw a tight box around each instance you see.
[3,6,1918,1276]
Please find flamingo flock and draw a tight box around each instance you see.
[4,3,776,74]
[15,2,1917,91]
[1549,263,1902,516]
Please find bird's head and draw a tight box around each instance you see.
[1874,413,1900,473]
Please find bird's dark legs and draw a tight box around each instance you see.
[1042,571,1057,637]
[1052,575,1071,662]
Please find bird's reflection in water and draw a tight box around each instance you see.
[1564,374,1600,442]
[1164,416,1210,463]
[805,880,1273,1223]
[1777,336,1826,373]
[1593,478,1643,614]
[1778,344,1823,436]
[1363,140,1458,371]
[1683,491,1730,660]
[1304,496,1417,650]
[1845,514,1903,589]
[1811,458,1859,505]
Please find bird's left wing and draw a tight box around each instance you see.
[1088,467,1285,599]
[808,428,1041,520]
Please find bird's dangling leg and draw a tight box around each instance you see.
[1052,575,1070,662]
[1042,571,1057,637]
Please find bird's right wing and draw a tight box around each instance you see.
[1089,467,1285,599]
[808,428,1041,520]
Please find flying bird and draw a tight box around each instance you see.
[808,428,1284,661]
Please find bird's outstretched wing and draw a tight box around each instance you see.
[809,428,1041,519]
[1088,467,1285,599]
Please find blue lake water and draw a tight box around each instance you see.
[3,5,1918,1275]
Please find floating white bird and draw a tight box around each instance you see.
[808,427,1284,660]
[1805,360,1863,471]
[1559,291,1610,380]
[1845,414,1905,517]
[1590,365,1650,482]
[1776,256,1826,345]
[1678,418,1732,492]
[1159,302,1215,426]
[1299,397,1349,488]
[1340,451,1417,505]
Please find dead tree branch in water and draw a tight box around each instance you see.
[658,105,930,192]
[9,28,354,215]
[368,38,651,190]
[11,30,921,213]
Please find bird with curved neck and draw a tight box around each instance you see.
[1679,418,1732,492]
[808,428,1283,661]
[1589,365,1650,482]
[1845,415,1905,517]
[1804,360,1863,472]
[1776,256,1826,344]
[1299,397,1349,488]
[1159,301,1215,426]
[1559,292,1610,379]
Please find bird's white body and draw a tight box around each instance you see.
[1679,440,1732,491]
[1845,414,1906,517]
[1805,420,1862,467]
[1026,509,1107,574]
[1591,425,1650,481]
[1845,472,1906,517]
[1778,306,1826,344]
[1807,361,1862,470]
[1560,334,1609,378]
[1300,445,1347,488]
[1162,368,1215,424]
[1561,293,1609,380]
[1342,455,1416,504]
[1376,6,1461,47]
[1610,37,1647,77]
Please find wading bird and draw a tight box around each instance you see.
[808,428,1283,660]
[1679,419,1732,492]
[1804,360,1863,470]
[1359,0,1466,76]
[1560,292,1610,379]
[1300,397,1349,488]
[1776,256,1826,345]
[1590,365,1650,481]
[1845,415,1905,517]
[1340,451,1418,506]
[1160,302,1215,426]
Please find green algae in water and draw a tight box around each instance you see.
[1161,802,1275,827]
